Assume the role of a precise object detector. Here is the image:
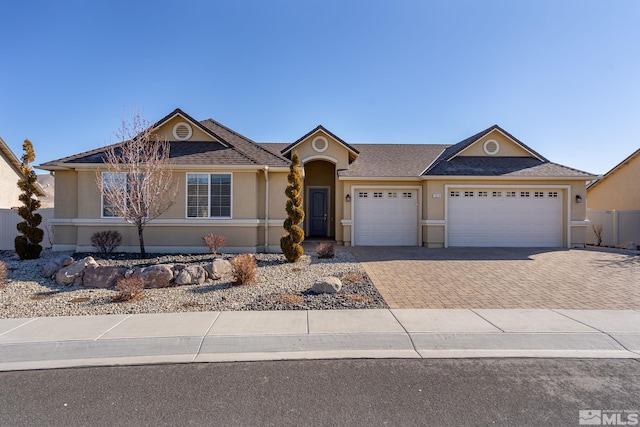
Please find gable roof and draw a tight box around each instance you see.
[280,125,360,158]
[587,147,640,190]
[425,156,593,177]
[436,124,547,164]
[38,109,290,170]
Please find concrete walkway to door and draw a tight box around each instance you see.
[348,247,640,310]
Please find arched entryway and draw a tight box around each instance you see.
[303,160,336,238]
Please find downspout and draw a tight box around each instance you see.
[264,166,269,253]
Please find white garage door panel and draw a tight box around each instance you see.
[448,189,562,247]
[354,190,417,246]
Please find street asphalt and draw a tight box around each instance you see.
[2,308,640,371]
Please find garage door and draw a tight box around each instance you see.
[354,190,418,246]
[448,189,563,247]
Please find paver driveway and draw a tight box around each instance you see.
[349,247,640,309]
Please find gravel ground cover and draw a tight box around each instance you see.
[0,249,388,319]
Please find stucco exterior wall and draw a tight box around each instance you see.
[0,156,23,208]
[457,131,532,157]
[154,115,218,142]
[587,154,640,211]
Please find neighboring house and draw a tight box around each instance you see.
[587,148,640,211]
[0,136,45,208]
[586,148,640,248]
[37,108,595,253]
[36,174,55,208]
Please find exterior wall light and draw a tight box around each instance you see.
[345,194,351,202]
[575,194,583,203]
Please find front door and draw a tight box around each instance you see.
[309,189,328,236]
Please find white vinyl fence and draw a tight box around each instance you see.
[0,208,54,250]
[586,208,640,247]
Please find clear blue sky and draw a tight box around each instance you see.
[1,0,638,175]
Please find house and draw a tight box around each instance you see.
[37,108,595,252]
[0,136,45,209]
[586,148,640,247]
[587,148,640,211]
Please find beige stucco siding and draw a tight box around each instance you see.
[587,154,640,211]
[457,131,532,157]
[294,131,351,170]
[154,115,219,142]
[0,157,23,208]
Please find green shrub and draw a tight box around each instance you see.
[280,152,305,262]
[14,140,43,260]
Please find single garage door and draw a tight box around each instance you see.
[448,189,563,247]
[354,190,418,246]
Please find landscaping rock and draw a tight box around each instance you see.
[55,256,98,286]
[82,266,128,289]
[133,265,174,288]
[175,265,207,285]
[309,276,342,294]
[41,255,74,278]
[204,258,233,280]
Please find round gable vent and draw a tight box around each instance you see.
[483,139,500,155]
[173,122,193,141]
[312,136,328,153]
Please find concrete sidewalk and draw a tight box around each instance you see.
[1,309,640,371]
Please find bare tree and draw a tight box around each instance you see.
[96,110,178,256]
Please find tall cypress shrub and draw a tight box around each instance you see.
[14,139,43,260]
[280,152,305,262]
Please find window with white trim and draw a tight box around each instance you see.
[402,192,413,198]
[464,191,474,197]
[520,191,530,198]
[534,191,544,198]
[101,172,127,217]
[492,191,502,197]
[388,192,397,198]
[450,191,460,197]
[548,191,558,198]
[187,173,231,218]
[506,191,516,198]
[358,192,368,198]
[373,192,383,198]
[478,191,488,197]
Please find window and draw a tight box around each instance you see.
[358,192,368,198]
[373,192,383,198]
[388,192,398,198]
[478,191,488,197]
[187,173,231,218]
[450,191,460,197]
[464,191,474,197]
[506,191,516,198]
[534,191,544,198]
[492,191,502,197]
[102,172,126,217]
[520,191,530,198]
[402,192,413,198]
[548,191,558,198]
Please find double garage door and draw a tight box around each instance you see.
[448,188,563,247]
[354,190,418,246]
[352,187,563,247]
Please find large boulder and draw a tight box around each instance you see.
[203,258,233,280]
[309,276,343,294]
[83,266,128,289]
[133,265,174,288]
[55,256,98,286]
[175,265,207,285]
[41,255,74,278]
